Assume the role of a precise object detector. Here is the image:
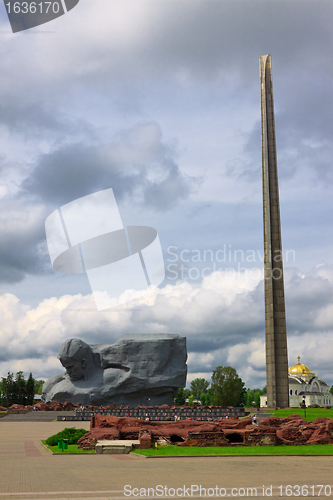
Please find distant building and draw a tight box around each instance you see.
[260,357,332,408]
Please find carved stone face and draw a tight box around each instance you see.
[62,358,86,381]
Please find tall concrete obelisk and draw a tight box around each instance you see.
[260,54,289,408]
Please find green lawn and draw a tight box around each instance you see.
[270,408,333,421]
[133,444,333,457]
[41,440,95,454]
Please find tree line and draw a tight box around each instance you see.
[175,366,266,407]
[0,372,45,407]
[3,367,330,409]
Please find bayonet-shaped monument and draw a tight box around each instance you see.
[260,54,289,408]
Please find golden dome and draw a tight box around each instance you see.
[288,356,315,377]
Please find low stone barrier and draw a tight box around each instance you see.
[6,409,29,414]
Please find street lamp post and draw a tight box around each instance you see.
[303,396,306,419]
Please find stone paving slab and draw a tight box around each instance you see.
[95,440,140,455]
[96,440,140,446]
[0,421,332,499]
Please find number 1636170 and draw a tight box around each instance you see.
[277,485,332,497]
[5,2,61,14]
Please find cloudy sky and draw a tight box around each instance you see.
[0,0,332,391]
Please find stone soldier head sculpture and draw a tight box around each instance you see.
[43,334,187,406]
[58,338,95,381]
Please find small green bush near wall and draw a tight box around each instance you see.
[46,427,88,446]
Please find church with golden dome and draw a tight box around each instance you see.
[261,357,332,408]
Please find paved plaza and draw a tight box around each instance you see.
[0,421,332,500]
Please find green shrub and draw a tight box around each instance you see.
[254,391,261,407]
[46,427,88,446]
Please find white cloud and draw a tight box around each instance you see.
[227,339,265,369]
[186,371,213,385]
[1,266,332,388]
[288,332,333,373]
[0,356,60,380]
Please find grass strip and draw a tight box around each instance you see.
[133,444,333,457]
[41,440,95,454]
[269,408,333,421]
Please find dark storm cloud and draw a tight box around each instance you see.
[23,141,141,206]
[2,0,332,111]
[136,1,331,190]
[0,340,44,363]
[0,198,50,284]
[227,69,333,185]
[144,164,194,210]
[0,101,94,138]
[0,123,196,283]
[23,122,196,208]
[68,1,332,84]
[285,269,333,333]
[102,0,332,82]
[2,0,331,193]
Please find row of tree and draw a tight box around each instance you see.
[175,366,266,407]
[0,372,45,407]
[2,367,332,409]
